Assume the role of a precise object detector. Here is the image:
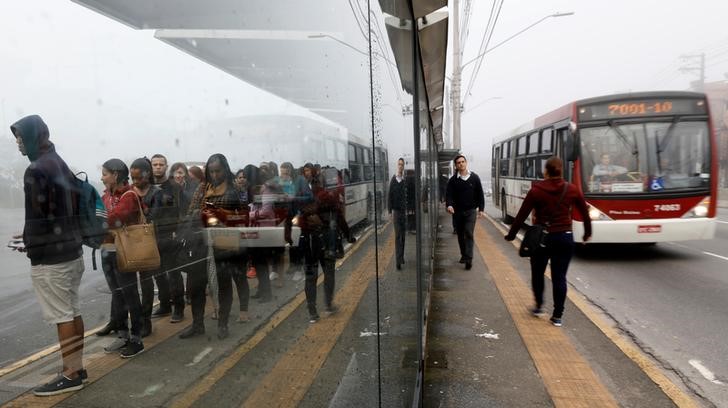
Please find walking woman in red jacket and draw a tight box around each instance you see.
[505,157,592,327]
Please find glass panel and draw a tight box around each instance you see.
[528,132,539,154]
[0,1,424,407]
[541,128,553,153]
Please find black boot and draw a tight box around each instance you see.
[95,321,117,337]
[179,323,205,339]
[170,304,185,323]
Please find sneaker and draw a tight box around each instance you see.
[292,271,305,282]
[465,261,472,270]
[530,307,544,317]
[120,341,144,358]
[104,338,128,354]
[269,271,279,281]
[550,317,562,327]
[151,306,171,318]
[458,257,466,264]
[170,308,184,323]
[324,304,339,316]
[78,369,88,383]
[309,313,320,323]
[33,373,83,396]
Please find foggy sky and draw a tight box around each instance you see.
[456,0,728,179]
[3,1,728,183]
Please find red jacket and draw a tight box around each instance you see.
[506,178,592,240]
[103,185,144,231]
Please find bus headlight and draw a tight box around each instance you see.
[682,198,710,218]
[206,216,220,227]
[588,205,612,221]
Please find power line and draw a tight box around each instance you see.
[463,0,504,105]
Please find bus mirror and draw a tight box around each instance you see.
[564,136,576,161]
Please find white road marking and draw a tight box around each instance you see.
[689,359,725,385]
[360,330,387,337]
[702,251,728,262]
[185,347,213,367]
[475,332,500,340]
[714,220,728,225]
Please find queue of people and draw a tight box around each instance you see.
[12,114,354,396]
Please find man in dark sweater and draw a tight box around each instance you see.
[150,154,186,323]
[12,115,87,395]
[388,158,408,269]
[445,154,485,270]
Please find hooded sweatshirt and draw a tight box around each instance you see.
[506,177,592,239]
[11,115,82,265]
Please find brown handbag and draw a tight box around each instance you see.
[113,191,161,273]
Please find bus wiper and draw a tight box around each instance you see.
[657,116,683,154]
[607,120,638,156]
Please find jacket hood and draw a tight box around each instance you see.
[10,115,54,161]
[536,177,566,195]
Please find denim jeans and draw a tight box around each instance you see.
[529,231,574,318]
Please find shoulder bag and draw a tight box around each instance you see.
[113,191,161,272]
[519,183,568,258]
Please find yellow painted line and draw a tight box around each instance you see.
[474,222,619,408]
[485,214,699,408]
[0,324,106,378]
[169,227,379,408]
[4,301,191,408]
[241,235,395,408]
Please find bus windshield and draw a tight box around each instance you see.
[580,120,710,194]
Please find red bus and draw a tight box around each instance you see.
[492,91,717,243]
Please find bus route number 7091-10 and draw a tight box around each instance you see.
[654,204,680,212]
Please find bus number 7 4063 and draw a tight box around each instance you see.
[654,204,680,212]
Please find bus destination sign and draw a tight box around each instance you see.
[578,98,707,121]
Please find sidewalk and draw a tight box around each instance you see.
[423,211,691,407]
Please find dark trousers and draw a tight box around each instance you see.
[453,208,477,261]
[529,232,574,318]
[101,249,143,341]
[301,233,336,315]
[185,254,208,330]
[139,270,154,322]
[250,248,272,298]
[154,250,185,310]
[213,251,248,326]
[232,258,250,312]
[393,210,406,265]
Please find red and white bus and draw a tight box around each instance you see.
[492,91,717,243]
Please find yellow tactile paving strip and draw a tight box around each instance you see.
[473,222,619,408]
[4,306,197,408]
[489,215,698,408]
[240,235,394,408]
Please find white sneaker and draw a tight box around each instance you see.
[269,271,279,281]
[292,271,304,282]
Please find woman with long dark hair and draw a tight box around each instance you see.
[98,158,145,358]
[180,153,249,340]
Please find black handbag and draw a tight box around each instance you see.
[518,183,568,258]
[519,224,548,257]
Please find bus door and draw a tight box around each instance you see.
[493,144,501,207]
[554,126,573,182]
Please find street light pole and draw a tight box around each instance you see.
[451,11,574,150]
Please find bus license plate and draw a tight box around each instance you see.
[638,225,661,233]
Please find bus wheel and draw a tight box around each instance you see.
[501,191,513,224]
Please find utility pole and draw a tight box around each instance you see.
[451,0,462,151]
[679,53,706,91]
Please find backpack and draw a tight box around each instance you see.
[74,172,109,269]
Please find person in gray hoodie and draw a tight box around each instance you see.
[11,115,87,396]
